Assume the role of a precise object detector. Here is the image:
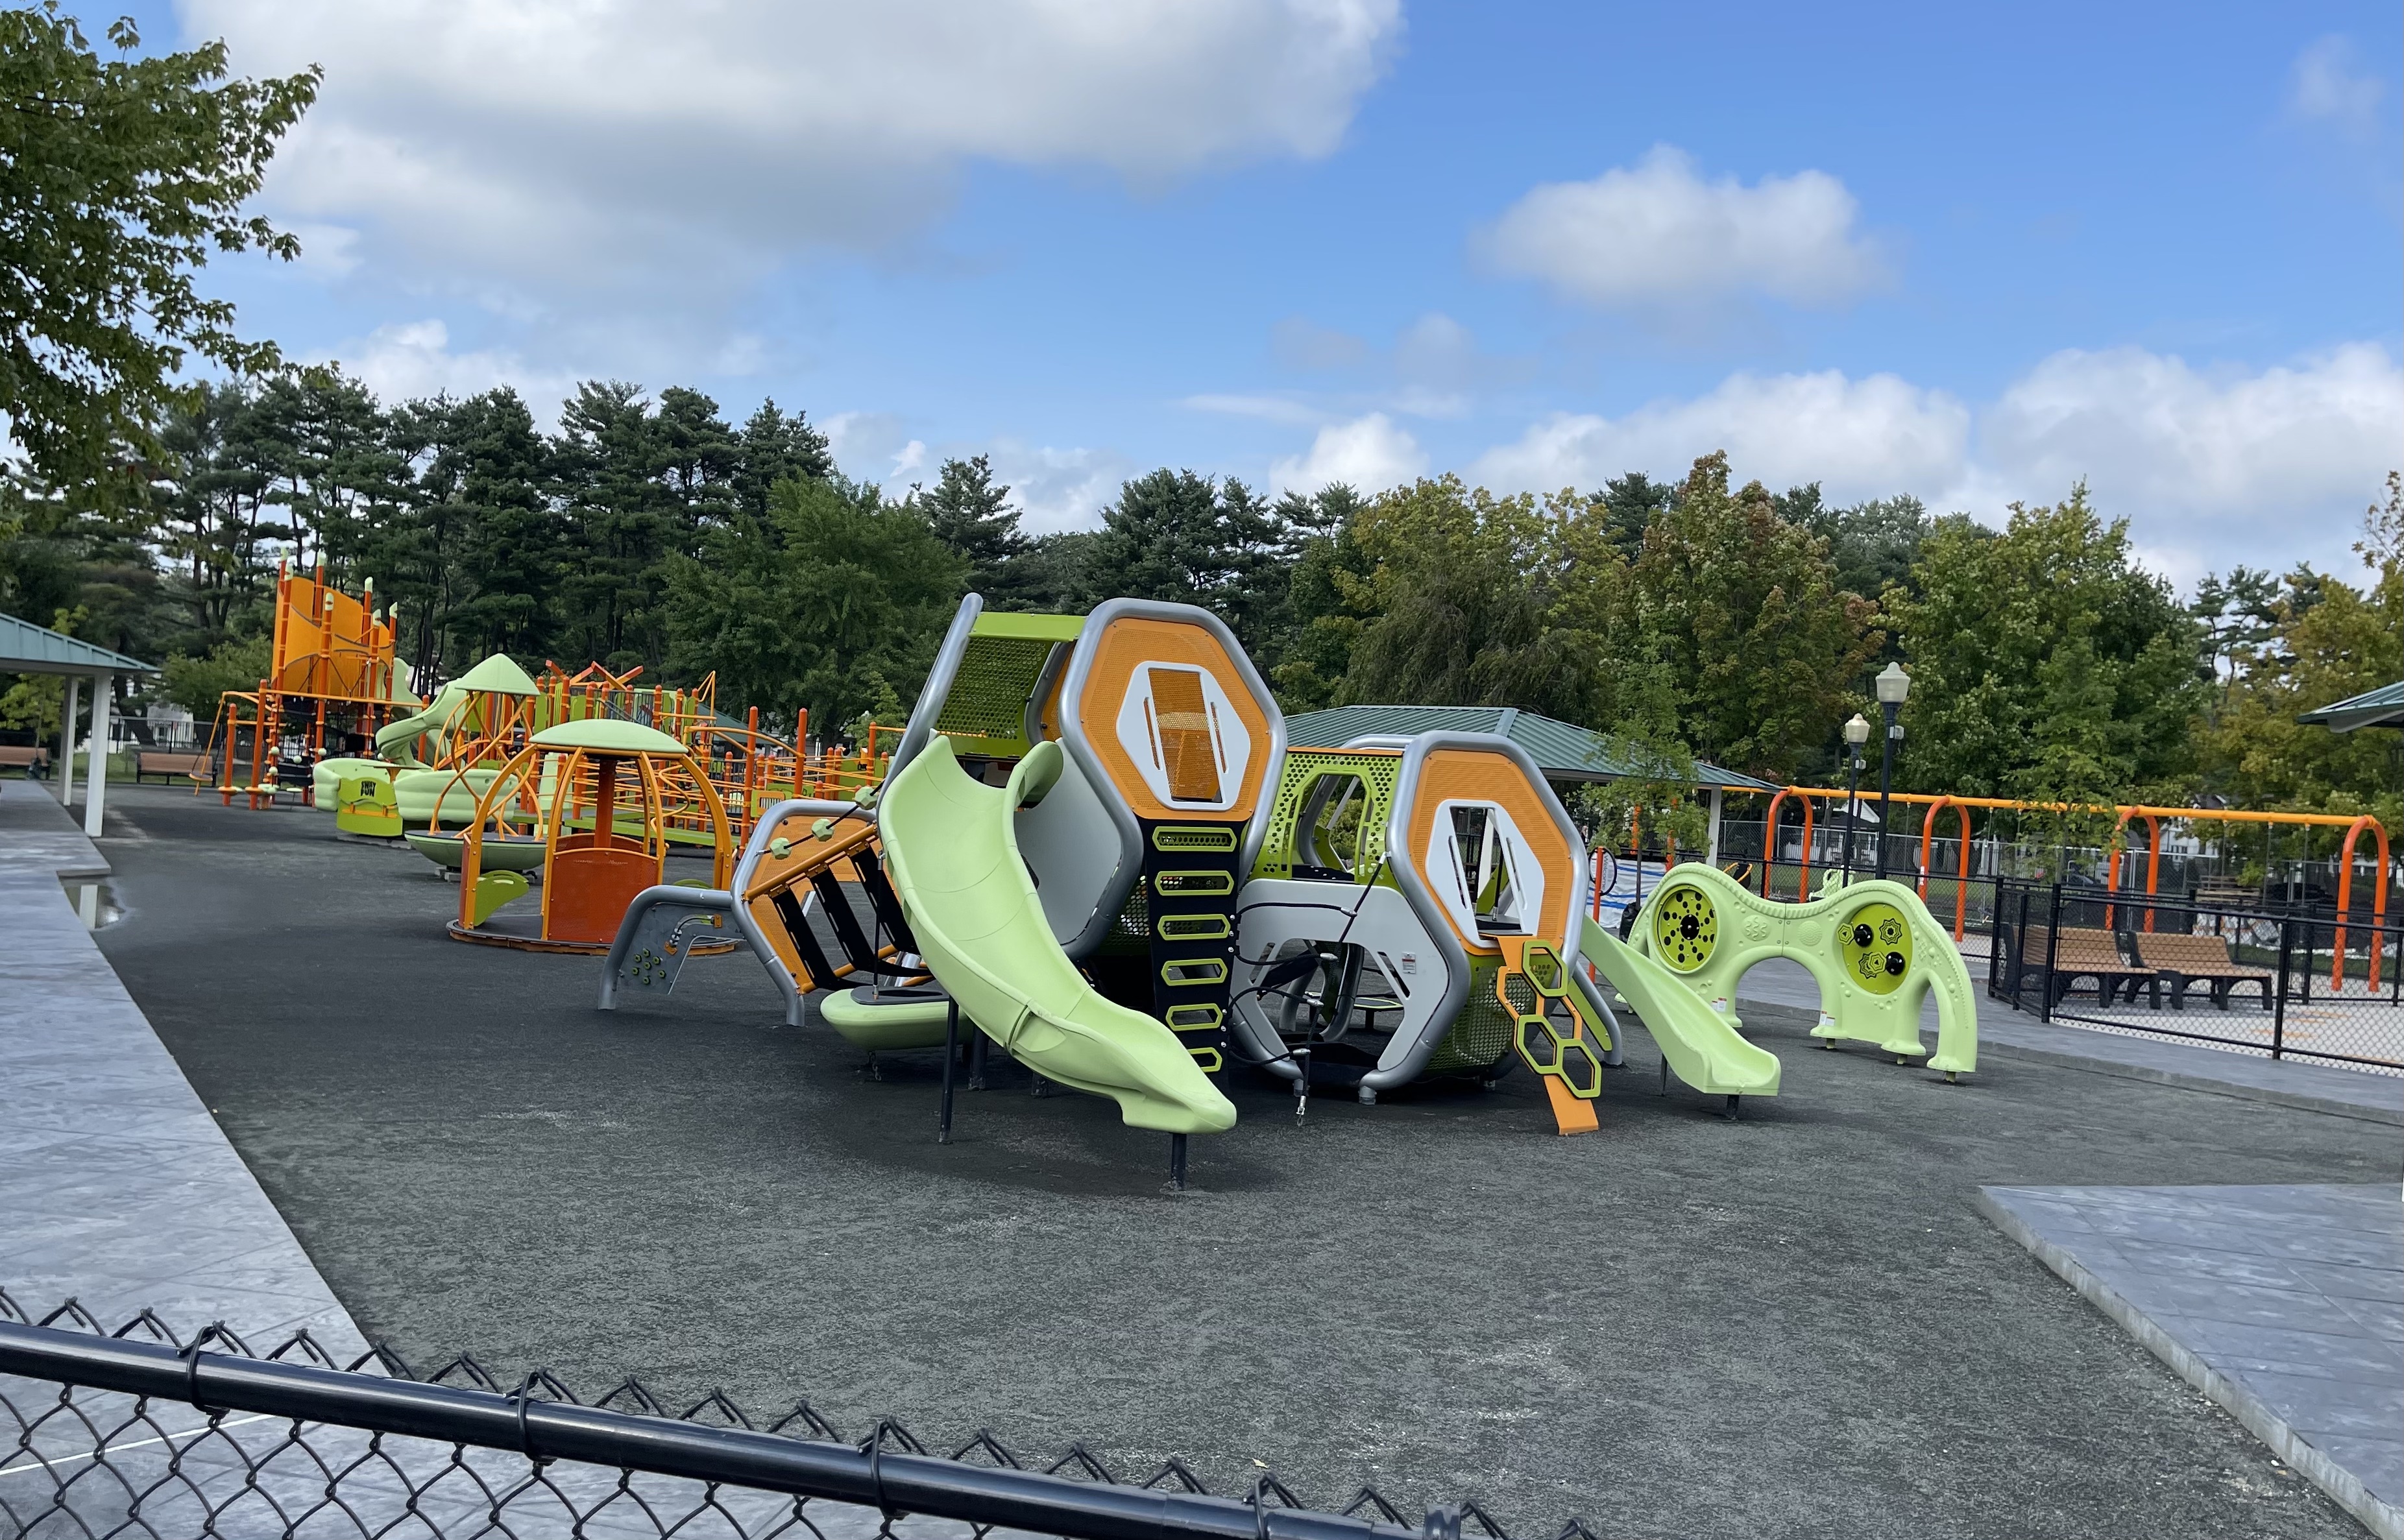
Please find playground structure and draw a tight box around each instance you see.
[1627,861,1978,1080]
[1230,730,1793,1130]
[450,719,734,953]
[202,564,415,807]
[200,573,898,840]
[604,593,1973,1155]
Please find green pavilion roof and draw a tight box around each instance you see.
[0,611,156,675]
[2298,680,2404,733]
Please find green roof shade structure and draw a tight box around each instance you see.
[2298,680,2404,733]
[0,610,157,841]
[531,719,689,755]
[1283,705,1780,793]
[450,653,541,697]
[0,612,156,676]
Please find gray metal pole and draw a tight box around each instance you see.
[1841,749,1862,887]
[1875,702,1899,882]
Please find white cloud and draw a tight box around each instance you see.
[1467,344,2403,581]
[827,414,1130,533]
[1182,393,1324,425]
[1271,412,1426,495]
[993,442,1135,533]
[1473,371,1967,499]
[1974,343,2403,565]
[322,319,577,409]
[2289,35,2384,137]
[1477,146,1887,309]
[193,0,1401,302]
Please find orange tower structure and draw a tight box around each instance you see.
[204,563,408,805]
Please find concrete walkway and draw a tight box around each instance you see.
[0,781,364,1352]
[0,780,906,1540]
[1980,1185,2403,1540]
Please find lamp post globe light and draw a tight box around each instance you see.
[1841,712,1871,886]
[1873,663,1910,881]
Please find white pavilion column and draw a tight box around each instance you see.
[1705,786,1724,866]
[84,670,112,836]
[56,674,79,806]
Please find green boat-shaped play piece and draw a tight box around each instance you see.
[402,831,548,874]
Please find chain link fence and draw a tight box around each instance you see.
[0,1291,1599,1540]
[1987,880,2404,1075]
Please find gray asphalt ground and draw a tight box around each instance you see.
[82,786,2403,1540]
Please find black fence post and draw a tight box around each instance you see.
[938,999,959,1144]
[2273,919,2292,1061]
[2040,884,2062,1023]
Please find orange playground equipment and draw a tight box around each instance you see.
[686,711,898,841]
[449,719,736,954]
[203,564,411,805]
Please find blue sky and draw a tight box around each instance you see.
[114,1,2404,583]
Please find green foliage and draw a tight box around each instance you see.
[2194,474,2404,841]
[665,477,967,736]
[0,5,317,492]
[159,633,269,717]
[1340,475,1599,720]
[913,455,1028,599]
[1797,492,1932,605]
[1087,468,1296,645]
[1629,453,1884,780]
[1596,472,1675,553]
[0,602,81,737]
[1265,484,1371,713]
[1891,486,2205,819]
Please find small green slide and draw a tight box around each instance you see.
[1579,917,1782,1099]
[879,737,1237,1135]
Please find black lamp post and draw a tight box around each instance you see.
[1873,663,1910,882]
[1840,712,1870,887]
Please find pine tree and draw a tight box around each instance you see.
[734,400,834,522]
[916,455,1027,597]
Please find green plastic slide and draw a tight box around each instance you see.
[818,987,953,1051]
[1579,917,1782,1099]
[879,738,1237,1135]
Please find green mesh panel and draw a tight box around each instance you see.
[934,636,1058,751]
[1425,960,1512,1074]
[1250,750,1402,882]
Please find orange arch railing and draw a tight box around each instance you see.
[1917,797,1974,939]
[2333,814,2391,993]
[1761,788,1814,899]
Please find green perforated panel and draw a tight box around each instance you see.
[1425,959,1512,1074]
[1250,750,1402,882]
[934,635,1058,754]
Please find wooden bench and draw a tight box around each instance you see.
[0,745,49,777]
[2021,924,2158,1007]
[136,750,211,784]
[2132,930,2274,1011]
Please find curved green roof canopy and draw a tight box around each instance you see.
[453,653,540,696]
[531,719,688,754]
